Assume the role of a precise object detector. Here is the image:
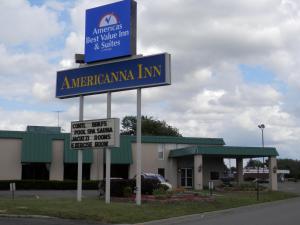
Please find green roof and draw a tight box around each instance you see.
[120,135,225,145]
[169,146,279,158]
[26,126,61,134]
[0,129,92,163]
[110,135,225,164]
[111,136,134,164]
[63,134,93,163]
[4,127,263,164]
[22,133,52,163]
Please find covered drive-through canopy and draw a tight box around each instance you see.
[169,145,279,158]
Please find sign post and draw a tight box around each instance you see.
[105,92,112,204]
[71,116,120,202]
[136,88,141,205]
[208,180,214,196]
[10,182,16,200]
[56,0,171,206]
[77,96,84,202]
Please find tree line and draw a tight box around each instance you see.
[121,115,181,137]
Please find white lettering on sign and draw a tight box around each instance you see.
[70,118,120,149]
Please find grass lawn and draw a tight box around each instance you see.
[0,191,298,224]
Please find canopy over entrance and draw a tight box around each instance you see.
[169,146,278,158]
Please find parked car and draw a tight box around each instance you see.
[220,173,235,185]
[141,173,172,190]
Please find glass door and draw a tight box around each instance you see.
[180,168,193,188]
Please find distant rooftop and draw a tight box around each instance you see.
[26,126,61,134]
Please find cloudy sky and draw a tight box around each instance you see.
[0,0,300,159]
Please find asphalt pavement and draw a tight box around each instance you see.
[142,197,300,225]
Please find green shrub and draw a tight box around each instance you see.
[0,180,98,190]
[100,179,134,197]
[123,186,132,198]
[153,186,171,199]
[141,178,161,195]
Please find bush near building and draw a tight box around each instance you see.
[0,180,98,190]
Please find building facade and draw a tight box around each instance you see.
[0,126,279,190]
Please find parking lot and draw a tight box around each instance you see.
[0,181,299,199]
[278,181,300,194]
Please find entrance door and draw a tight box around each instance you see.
[180,168,193,188]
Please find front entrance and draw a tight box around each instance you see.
[180,168,193,188]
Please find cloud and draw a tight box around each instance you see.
[32,82,52,101]
[1,0,300,160]
[0,0,64,47]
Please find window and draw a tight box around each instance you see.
[104,164,129,179]
[22,163,49,180]
[210,171,219,180]
[64,163,91,180]
[158,144,164,160]
[158,168,165,178]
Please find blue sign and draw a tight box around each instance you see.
[85,0,136,63]
[56,53,171,98]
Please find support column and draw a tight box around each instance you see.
[236,158,243,184]
[168,158,178,188]
[194,155,203,190]
[269,156,278,191]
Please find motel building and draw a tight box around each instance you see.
[0,126,278,190]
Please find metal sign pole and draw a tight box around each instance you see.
[77,95,84,202]
[105,92,111,204]
[136,88,142,205]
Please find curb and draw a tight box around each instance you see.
[0,214,55,219]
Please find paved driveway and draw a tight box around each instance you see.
[143,197,300,225]
[278,181,300,194]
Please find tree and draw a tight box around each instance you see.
[277,158,300,179]
[121,115,182,137]
[245,159,264,168]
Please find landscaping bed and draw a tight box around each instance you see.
[113,192,214,203]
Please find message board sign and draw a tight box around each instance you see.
[56,53,171,98]
[85,0,137,63]
[71,118,120,149]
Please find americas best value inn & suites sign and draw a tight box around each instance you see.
[85,0,136,63]
[56,53,171,98]
[71,118,120,149]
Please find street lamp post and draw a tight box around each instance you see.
[258,124,265,148]
[258,124,265,170]
[53,110,63,127]
[257,124,265,200]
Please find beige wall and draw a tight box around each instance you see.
[128,143,229,189]
[90,149,104,180]
[202,156,226,186]
[129,143,194,187]
[0,139,22,180]
[50,140,64,181]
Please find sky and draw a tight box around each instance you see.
[0,0,300,159]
